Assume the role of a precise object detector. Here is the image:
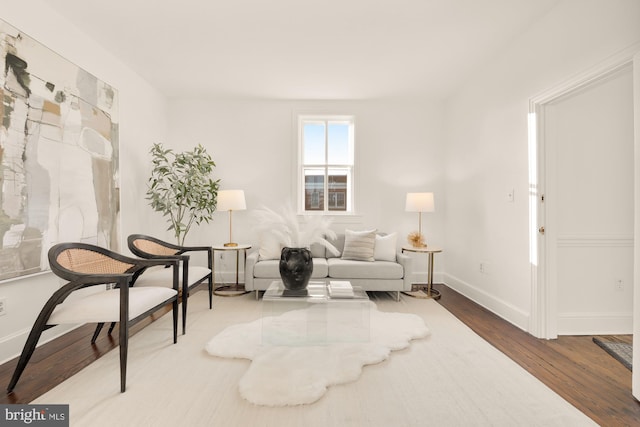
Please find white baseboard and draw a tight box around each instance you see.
[443,273,530,332]
[558,312,633,335]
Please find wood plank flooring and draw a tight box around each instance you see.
[1,285,639,426]
[434,284,639,426]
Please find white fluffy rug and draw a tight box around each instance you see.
[205,302,429,406]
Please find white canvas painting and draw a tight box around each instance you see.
[0,18,119,280]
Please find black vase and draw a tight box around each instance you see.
[279,247,313,296]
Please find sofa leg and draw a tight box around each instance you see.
[396,291,400,301]
[256,290,259,300]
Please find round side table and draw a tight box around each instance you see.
[401,245,443,299]
[212,244,251,296]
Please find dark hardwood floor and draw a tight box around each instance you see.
[0,311,167,405]
[434,284,640,426]
[1,285,639,426]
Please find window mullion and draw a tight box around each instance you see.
[323,120,329,211]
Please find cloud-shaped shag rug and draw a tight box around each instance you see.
[205,302,429,406]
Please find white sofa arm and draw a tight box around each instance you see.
[244,250,259,291]
[396,251,414,291]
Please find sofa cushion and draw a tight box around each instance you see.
[253,258,328,279]
[328,258,403,279]
[135,265,211,287]
[310,242,325,258]
[341,229,376,262]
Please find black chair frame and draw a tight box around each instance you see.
[7,242,180,394]
[128,234,214,335]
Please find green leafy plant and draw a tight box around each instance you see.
[146,143,220,245]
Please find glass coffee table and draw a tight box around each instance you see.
[262,280,370,346]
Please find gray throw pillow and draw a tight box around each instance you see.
[341,229,376,262]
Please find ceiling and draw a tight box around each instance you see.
[47,0,560,100]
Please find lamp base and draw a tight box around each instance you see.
[224,242,238,247]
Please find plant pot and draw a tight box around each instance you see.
[279,247,313,296]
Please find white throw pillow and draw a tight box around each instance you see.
[341,229,376,262]
[374,233,397,262]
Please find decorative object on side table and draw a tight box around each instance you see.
[146,143,220,245]
[405,192,434,247]
[253,206,339,295]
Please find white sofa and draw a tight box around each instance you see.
[244,232,413,300]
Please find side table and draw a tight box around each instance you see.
[212,244,251,296]
[401,245,443,300]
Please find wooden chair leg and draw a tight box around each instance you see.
[7,296,60,392]
[181,290,188,336]
[7,326,45,392]
[179,261,188,335]
[119,319,128,393]
[208,275,213,309]
[108,322,116,335]
[173,299,178,344]
[91,323,105,343]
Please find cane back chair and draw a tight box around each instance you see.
[7,243,180,393]
[127,234,213,334]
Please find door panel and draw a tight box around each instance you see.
[545,65,634,335]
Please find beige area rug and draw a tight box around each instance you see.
[33,291,597,427]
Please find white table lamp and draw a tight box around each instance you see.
[217,190,246,247]
[405,192,434,247]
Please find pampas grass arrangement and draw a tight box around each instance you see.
[252,205,340,256]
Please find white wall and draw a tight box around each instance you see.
[633,50,640,403]
[0,1,169,363]
[166,98,446,282]
[444,0,640,331]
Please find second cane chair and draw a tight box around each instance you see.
[127,234,213,334]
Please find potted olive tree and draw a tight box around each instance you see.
[146,143,220,245]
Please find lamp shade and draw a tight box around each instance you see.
[217,190,246,211]
[405,192,434,213]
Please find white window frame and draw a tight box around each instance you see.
[297,115,355,215]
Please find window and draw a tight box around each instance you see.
[299,115,354,213]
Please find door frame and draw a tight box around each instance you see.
[528,44,640,339]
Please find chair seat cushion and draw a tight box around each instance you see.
[48,287,177,324]
[134,265,211,287]
[253,258,328,279]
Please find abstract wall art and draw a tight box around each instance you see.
[0,18,119,280]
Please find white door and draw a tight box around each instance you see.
[543,64,634,336]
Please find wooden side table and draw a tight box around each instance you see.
[212,244,251,296]
[401,245,443,299]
